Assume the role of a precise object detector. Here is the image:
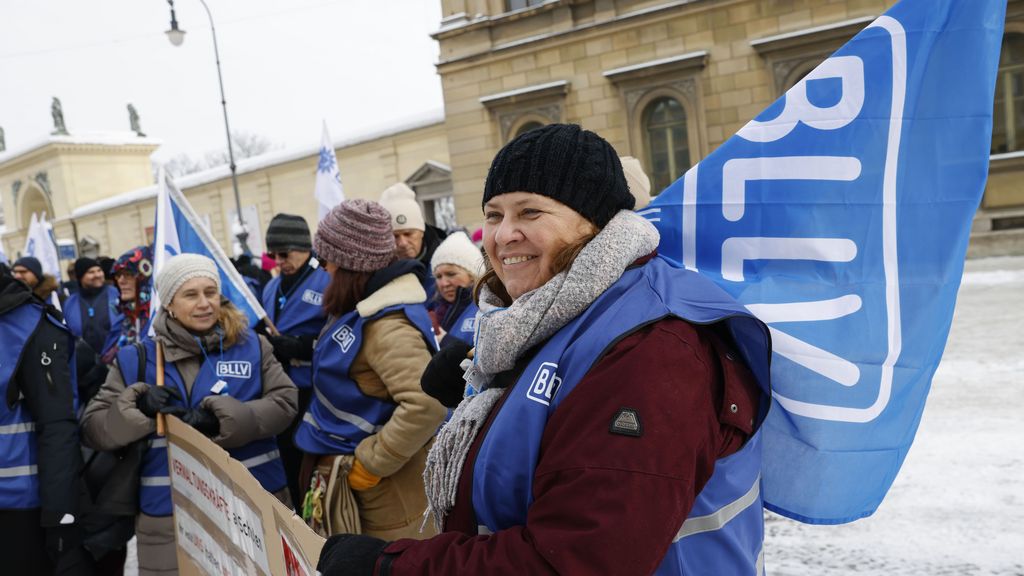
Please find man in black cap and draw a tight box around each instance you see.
[260,213,330,508]
[12,256,62,303]
[64,257,123,359]
[11,256,44,290]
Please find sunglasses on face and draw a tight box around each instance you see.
[272,251,291,260]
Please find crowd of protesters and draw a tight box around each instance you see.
[0,123,770,576]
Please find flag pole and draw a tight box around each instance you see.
[156,340,167,437]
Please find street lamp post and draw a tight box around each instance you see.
[165,0,251,256]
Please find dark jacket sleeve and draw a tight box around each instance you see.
[384,318,756,575]
[15,319,82,527]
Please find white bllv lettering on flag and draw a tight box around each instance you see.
[660,31,906,424]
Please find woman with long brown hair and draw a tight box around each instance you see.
[82,253,297,575]
[293,199,445,541]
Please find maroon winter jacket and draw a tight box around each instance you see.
[382,316,762,575]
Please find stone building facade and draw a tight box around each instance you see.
[0,115,450,261]
[2,0,1021,262]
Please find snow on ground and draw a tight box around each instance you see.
[125,257,1024,576]
[765,256,1024,575]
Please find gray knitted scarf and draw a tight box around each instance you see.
[423,210,660,531]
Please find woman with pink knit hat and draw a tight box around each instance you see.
[293,199,445,540]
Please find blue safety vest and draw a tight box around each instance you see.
[118,333,286,517]
[0,300,77,510]
[441,301,479,348]
[294,304,437,455]
[471,257,772,574]
[65,285,123,356]
[261,266,329,389]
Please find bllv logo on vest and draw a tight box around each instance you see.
[332,325,356,353]
[460,317,477,333]
[526,362,561,406]
[647,20,908,424]
[216,361,252,379]
[302,290,323,306]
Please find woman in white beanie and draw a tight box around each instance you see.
[429,231,484,349]
[82,253,298,576]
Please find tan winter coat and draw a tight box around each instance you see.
[317,272,445,539]
[81,307,298,575]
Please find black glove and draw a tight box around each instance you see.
[268,334,315,364]
[253,318,270,336]
[176,407,221,438]
[420,341,473,408]
[317,534,392,576]
[135,386,182,418]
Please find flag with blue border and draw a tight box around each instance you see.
[152,168,267,328]
[644,0,1006,524]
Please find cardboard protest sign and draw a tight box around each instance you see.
[166,417,324,576]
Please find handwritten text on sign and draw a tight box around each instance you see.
[168,443,270,575]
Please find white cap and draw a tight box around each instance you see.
[431,231,484,278]
[379,183,425,232]
[620,156,652,210]
[156,253,220,306]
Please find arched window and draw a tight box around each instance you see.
[643,97,690,193]
[514,120,545,138]
[993,33,1024,154]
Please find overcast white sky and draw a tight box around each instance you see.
[0,0,444,163]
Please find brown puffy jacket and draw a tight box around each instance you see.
[345,272,447,479]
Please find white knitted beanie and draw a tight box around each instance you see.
[430,232,484,278]
[156,253,221,306]
[620,156,652,210]
[379,182,425,232]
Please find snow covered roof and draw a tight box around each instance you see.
[71,108,447,219]
[0,132,162,166]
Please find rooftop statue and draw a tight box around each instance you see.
[51,97,68,136]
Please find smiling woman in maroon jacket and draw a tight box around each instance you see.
[316,123,772,576]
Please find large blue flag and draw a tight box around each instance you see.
[644,0,1006,524]
[152,168,267,328]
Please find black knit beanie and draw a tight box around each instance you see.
[14,256,43,281]
[74,257,100,280]
[265,213,313,252]
[482,123,634,228]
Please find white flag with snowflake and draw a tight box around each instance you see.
[314,121,345,220]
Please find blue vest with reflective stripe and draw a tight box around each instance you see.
[0,300,76,509]
[118,333,286,517]
[65,285,123,356]
[294,304,437,455]
[261,267,329,390]
[472,257,771,574]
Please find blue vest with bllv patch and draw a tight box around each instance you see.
[0,300,77,509]
[118,333,286,517]
[445,301,479,347]
[294,304,437,455]
[261,267,330,389]
[472,257,772,575]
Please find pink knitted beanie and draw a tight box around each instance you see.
[314,199,396,272]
